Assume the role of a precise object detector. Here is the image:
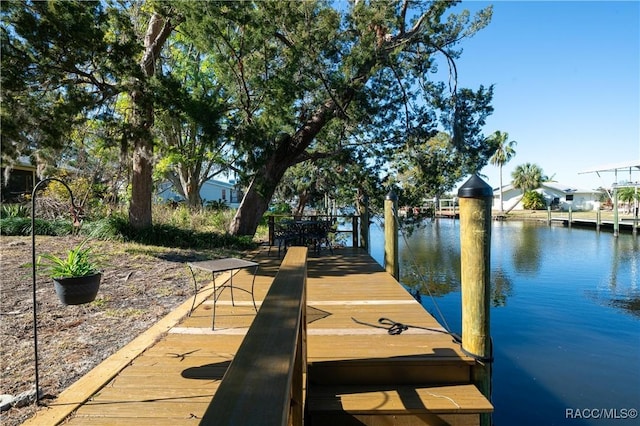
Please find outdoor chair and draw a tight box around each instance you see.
[269,220,298,257]
[305,220,334,255]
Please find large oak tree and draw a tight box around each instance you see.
[178,0,494,235]
[3,1,495,237]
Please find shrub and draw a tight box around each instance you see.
[208,209,235,232]
[522,191,547,210]
[82,214,255,250]
[0,217,30,235]
[0,217,75,236]
[204,200,229,210]
[0,204,30,219]
[81,215,128,240]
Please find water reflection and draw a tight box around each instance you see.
[392,219,640,316]
[589,235,640,317]
[510,222,542,274]
[399,220,460,297]
[491,267,513,307]
[377,219,640,425]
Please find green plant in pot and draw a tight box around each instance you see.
[38,239,102,305]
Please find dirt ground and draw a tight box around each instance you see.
[0,235,236,426]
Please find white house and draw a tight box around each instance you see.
[493,182,603,212]
[158,179,244,208]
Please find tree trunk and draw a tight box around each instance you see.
[498,164,504,213]
[229,157,292,236]
[230,182,271,236]
[294,191,310,217]
[129,134,153,228]
[185,186,202,209]
[504,193,524,214]
[230,176,280,236]
[128,13,177,229]
[183,173,202,209]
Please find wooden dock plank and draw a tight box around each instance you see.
[308,334,469,361]
[72,400,211,418]
[64,419,200,425]
[308,384,493,414]
[23,248,490,426]
[84,386,215,403]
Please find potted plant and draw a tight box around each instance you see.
[38,239,102,305]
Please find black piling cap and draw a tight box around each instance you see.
[457,174,493,199]
[385,190,397,201]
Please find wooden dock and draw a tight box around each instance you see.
[23,247,492,425]
[550,217,638,232]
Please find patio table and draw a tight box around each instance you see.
[187,258,258,329]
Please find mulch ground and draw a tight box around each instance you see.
[0,235,236,426]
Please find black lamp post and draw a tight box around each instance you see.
[30,177,81,403]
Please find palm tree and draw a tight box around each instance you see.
[506,163,547,213]
[618,187,639,214]
[511,163,546,192]
[488,131,517,212]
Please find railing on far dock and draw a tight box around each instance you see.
[268,215,364,249]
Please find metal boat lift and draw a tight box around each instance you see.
[580,160,640,236]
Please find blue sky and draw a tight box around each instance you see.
[447,0,639,190]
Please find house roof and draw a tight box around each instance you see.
[494,182,602,195]
[541,181,602,194]
[202,179,238,189]
[1,156,36,170]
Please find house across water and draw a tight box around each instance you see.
[493,182,603,212]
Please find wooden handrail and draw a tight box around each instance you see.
[200,247,308,426]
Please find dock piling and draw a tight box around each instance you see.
[359,194,370,250]
[384,190,399,280]
[458,174,493,426]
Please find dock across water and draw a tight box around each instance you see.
[23,247,492,425]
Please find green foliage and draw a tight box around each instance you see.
[151,32,232,208]
[204,200,229,211]
[268,202,293,215]
[3,1,496,236]
[394,131,490,206]
[1,1,140,158]
[1,211,254,250]
[116,223,254,250]
[0,217,74,236]
[177,0,494,235]
[488,131,517,168]
[37,239,100,278]
[80,213,255,250]
[168,204,193,228]
[522,191,547,210]
[0,203,29,219]
[0,217,30,235]
[618,187,639,203]
[207,209,235,233]
[80,215,128,240]
[511,163,547,192]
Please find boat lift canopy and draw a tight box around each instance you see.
[579,160,640,187]
[579,160,639,236]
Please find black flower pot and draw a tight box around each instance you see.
[53,273,101,305]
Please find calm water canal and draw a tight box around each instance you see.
[367,219,639,425]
